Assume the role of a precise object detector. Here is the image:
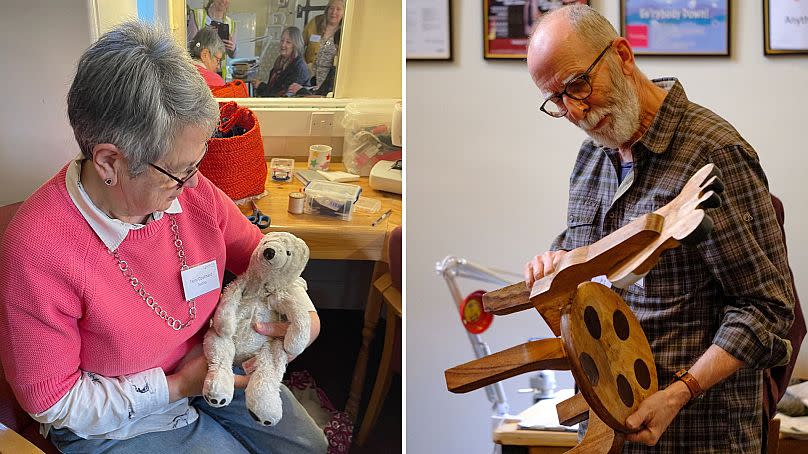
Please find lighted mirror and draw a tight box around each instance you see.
[185,0,346,98]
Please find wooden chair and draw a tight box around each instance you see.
[355,225,402,446]
[0,201,55,453]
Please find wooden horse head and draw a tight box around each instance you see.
[445,164,723,453]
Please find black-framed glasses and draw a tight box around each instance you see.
[149,144,207,188]
[539,43,613,118]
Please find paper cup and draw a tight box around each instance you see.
[308,145,332,171]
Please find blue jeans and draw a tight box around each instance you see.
[48,383,328,454]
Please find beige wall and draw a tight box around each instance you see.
[0,0,92,206]
[336,0,402,98]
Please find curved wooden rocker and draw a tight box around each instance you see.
[445,164,724,453]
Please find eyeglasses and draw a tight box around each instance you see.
[213,53,223,66]
[149,144,207,188]
[539,43,612,118]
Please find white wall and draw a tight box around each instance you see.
[0,0,92,205]
[407,1,808,453]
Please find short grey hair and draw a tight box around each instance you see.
[68,21,219,176]
[531,4,618,55]
[189,27,225,60]
[282,26,305,60]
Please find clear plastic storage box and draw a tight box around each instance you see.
[341,100,403,176]
[303,181,363,221]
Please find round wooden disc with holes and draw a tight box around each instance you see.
[560,281,658,433]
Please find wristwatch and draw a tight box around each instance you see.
[673,369,704,401]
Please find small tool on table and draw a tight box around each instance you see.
[371,209,392,227]
[247,200,271,229]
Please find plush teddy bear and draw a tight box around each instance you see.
[202,231,312,426]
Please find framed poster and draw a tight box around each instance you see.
[620,0,730,56]
[764,0,808,55]
[407,0,453,60]
[483,0,589,59]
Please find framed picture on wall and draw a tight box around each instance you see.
[620,0,730,57]
[407,0,453,60]
[483,0,589,59]
[764,0,808,55]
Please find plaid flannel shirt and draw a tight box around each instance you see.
[551,78,794,453]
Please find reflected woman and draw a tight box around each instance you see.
[302,0,345,70]
[189,28,226,88]
[253,27,309,98]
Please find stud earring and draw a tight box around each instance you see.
[104,178,113,186]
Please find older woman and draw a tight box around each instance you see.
[190,27,226,87]
[254,27,310,98]
[0,21,326,453]
[302,0,345,68]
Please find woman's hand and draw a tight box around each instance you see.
[166,344,249,402]
[253,311,321,362]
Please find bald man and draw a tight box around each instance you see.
[523,5,793,453]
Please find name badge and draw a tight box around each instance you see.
[591,275,612,288]
[181,260,220,301]
[309,34,321,43]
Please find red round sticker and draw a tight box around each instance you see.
[461,290,493,334]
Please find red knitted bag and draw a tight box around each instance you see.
[199,101,267,202]
[210,80,249,98]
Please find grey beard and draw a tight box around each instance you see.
[581,65,641,149]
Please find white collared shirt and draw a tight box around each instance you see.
[31,159,198,440]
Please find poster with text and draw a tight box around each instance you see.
[484,0,589,59]
[621,0,730,56]
[765,0,808,55]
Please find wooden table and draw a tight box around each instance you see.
[250,163,402,421]
[494,422,577,454]
[252,163,402,261]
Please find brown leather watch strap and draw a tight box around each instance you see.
[673,369,704,400]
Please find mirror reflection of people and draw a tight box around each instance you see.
[253,27,310,97]
[0,21,327,453]
[187,0,237,58]
[302,0,344,69]
[189,28,226,87]
[290,27,339,97]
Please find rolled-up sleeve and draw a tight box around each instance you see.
[701,145,794,369]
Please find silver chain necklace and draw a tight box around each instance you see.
[108,215,197,331]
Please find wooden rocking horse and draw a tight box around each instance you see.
[445,164,724,453]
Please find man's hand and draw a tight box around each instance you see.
[624,380,691,445]
[222,38,236,52]
[166,344,249,402]
[524,250,567,288]
[253,311,321,362]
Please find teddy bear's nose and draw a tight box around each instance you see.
[263,248,275,261]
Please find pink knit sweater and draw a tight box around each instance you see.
[0,164,262,413]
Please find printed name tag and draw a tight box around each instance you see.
[309,34,321,42]
[181,260,220,301]
[591,275,612,288]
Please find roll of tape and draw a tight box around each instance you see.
[288,192,305,214]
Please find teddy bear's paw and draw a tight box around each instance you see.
[202,368,235,407]
[247,409,281,426]
[246,378,283,426]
